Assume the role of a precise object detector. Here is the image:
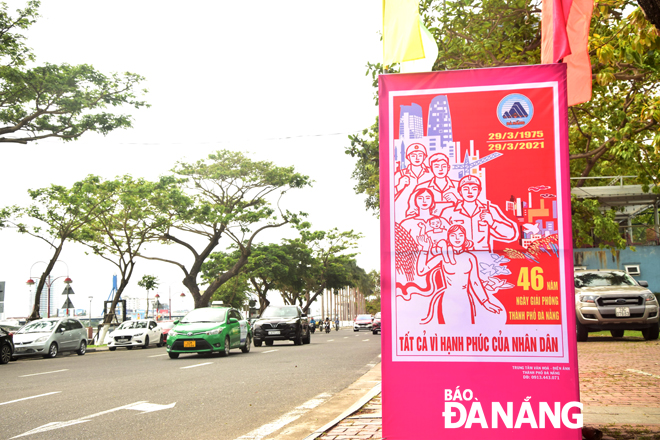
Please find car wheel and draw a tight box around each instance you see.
[168,352,179,359]
[76,340,87,355]
[642,323,660,341]
[109,347,117,351]
[157,334,165,347]
[142,336,150,349]
[354,329,359,332]
[0,344,11,364]
[265,340,274,346]
[254,339,262,347]
[576,321,588,342]
[10,356,18,362]
[44,342,58,359]
[303,329,311,344]
[220,336,230,357]
[610,329,624,338]
[373,330,377,335]
[294,330,303,345]
[241,336,251,353]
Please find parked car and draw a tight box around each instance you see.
[575,269,660,341]
[166,306,252,359]
[159,320,176,338]
[354,314,374,332]
[12,318,88,359]
[372,312,381,335]
[107,319,164,351]
[252,305,310,346]
[0,325,15,364]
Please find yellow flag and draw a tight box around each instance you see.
[383,0,425,65]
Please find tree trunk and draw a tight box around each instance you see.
[27,241,65,321]
[98,270,132,345]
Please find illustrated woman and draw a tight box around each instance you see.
[416,224,502,326]
[399,188,440,241]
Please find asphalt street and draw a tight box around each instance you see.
[0,328,381,440]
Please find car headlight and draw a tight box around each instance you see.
[206,327,222,335]
[134,332,144,336]
[643,292,658,302]
[285,319,299,325]
[579,295,597,303]
[35,336,49,343]
[169,331,178,336]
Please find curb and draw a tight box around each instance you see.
[303,382,382,440]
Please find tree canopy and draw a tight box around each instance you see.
[0,1,148,144]
[348,0,660,248]
[144,150,311,309]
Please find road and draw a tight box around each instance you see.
[0,328,381,440]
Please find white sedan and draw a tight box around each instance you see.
[107,320,164,350]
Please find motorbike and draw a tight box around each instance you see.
[310,322,316,333]
[335,321,339,331]
[324,321,331,333]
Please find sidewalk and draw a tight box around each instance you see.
[311,336,660,440]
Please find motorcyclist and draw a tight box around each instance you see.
[325,317,331,333]
[334,316,339,331]
[310,316,316,329]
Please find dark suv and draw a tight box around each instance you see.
[253,305,311,346]
[0,325,14,364]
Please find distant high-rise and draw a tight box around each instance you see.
[29,277,59,317]
[399,103,424,140]
[427,95,453,154]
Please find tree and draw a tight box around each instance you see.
[348,0,660,248]
[201,250,252,309]
[296,228,364,313]
[79,175,176,343]
[363,270,381,315]
[137,275,159,319]
[3,175,114,320]
[0,1,148,144]
[143,150,310,309]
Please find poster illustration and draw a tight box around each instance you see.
[380,65,581,439]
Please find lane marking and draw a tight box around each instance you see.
[11,400,177,438]
[626,368,660,379]
[362,339,370,342]
[0,392,61,406]
[180,362,213,370]
[262,350,278,354]
[19,369,69,378]
[236,392,332,440]
[343,337,348,339]
[327,339,334,342]
[148,354,168,358]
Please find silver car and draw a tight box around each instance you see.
[12,318,88,359]
[575,269,659,341]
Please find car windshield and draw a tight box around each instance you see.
[181,308,227,323]
[575,272,637,288]
[159,321,175,329]
[17,320,58,334]
[118,321,148,330]
[261,307,298,319]
[357,315,372,320]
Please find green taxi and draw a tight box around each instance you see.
[166,305,252,359]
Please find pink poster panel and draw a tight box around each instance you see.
[379,64,581,440]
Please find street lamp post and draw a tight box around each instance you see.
[26,261,71,318]
[88,296,93,328]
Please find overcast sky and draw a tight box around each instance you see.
[0,0,382,318]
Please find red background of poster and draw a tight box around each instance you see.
[379,65,580,439]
